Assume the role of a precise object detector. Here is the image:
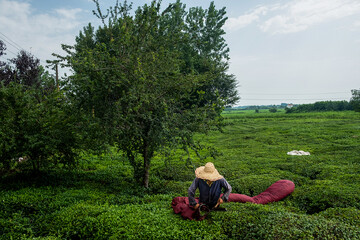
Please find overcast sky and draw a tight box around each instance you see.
[1,0,359,106]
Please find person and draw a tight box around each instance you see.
[188,162,232,210]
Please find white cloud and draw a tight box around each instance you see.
[225,6,268,31]
[0,0,31,19]
[225,0,360,34]
[260,0,360,34]
[56,8,84,20]
[0,0,86,66]
[354,20,360,28]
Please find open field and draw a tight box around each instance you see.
[1,110,360,239]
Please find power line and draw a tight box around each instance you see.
[0,47,18,57]
[0,32,23,50]
[0,32,40,60]
[0,36,22,54]
[0,32,23,58]
[0,32,51,67]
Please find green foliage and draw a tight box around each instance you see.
[0,83,80,171]
[213,204,360,239]
[1,111,360,239]
[0,48,81,172]
[286,100,353,113]
[58,0,238,187]
[0,46,41,88]
[230,175,281,196]
[292,180,360,214]
[316,207,360,227]
[269,107,277,113]
[350,89,360,112]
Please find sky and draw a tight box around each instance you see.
[0,0,359,106]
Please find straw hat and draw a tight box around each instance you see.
[195,162,223,181]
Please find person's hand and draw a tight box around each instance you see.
[217,198,224,205]
[194,203,200,210]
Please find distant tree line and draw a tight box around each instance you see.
[226,105,280,111]
[285,100,354,113]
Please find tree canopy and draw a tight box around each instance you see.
[350,89,360,112]
[0,40,80,171]
[55,0,238,187]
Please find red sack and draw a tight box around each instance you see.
[252,179,295,204]
[171,197,196,220]
[172,179,295,220]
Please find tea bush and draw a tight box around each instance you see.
[1,111,359,239]
[212,203,360,239]
[229,174,281,196]
[292,180,360,214]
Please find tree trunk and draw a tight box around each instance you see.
[32,158,37,171]
[142,142,152,188]
[143,157,150,188]
[37,157,40,171]
[2,157,10,171]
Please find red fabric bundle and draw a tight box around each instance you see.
[171,179,295,220]
[252,179,295,204]
[171,196,196,220]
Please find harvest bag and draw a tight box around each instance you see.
[172,179,295,220]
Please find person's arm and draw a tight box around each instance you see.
[220,178,232,202]
[188,178,199,207]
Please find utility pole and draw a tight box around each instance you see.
[55,63,59,91]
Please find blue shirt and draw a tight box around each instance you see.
[188,177,232,208]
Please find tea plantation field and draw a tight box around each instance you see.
[1,110,359,239]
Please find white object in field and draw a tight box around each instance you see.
[287,150,310,156]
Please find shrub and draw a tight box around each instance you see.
[0,213,34,239]
[287,101,353,113]
[0,83,81,172]
[37,202,225,239]
[350,89,360,112]
[229,175,281,196]
[269,107,277,113]
[292,180,360,214]
[1,110,359,239]
[212,203,360,239]
[317,207,360,227]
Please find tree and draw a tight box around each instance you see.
[269,107,277,113]
[0,40,13,85]
[158,1,238,108]
[58,0,238,187]
[0,40,6,65]
[0,44,80,172]
[350,89,360,112]
[285,101,353,113]
[184,2,238,107]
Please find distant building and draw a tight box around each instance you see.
[287,103,294,108]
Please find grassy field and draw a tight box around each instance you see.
[1,110,360,239]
